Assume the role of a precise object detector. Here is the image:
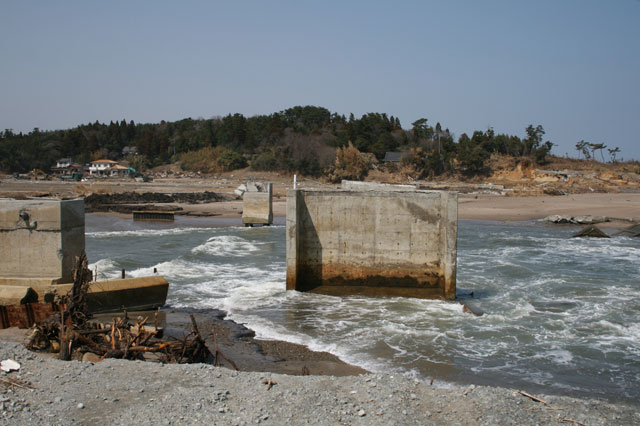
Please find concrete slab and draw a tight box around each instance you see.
[40,276,169,313]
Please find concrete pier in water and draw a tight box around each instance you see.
[242,182,273,226]
[286,186,458,300]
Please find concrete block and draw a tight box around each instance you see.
[0,199,85,284]
[40,276,169,313]
[286,188,457,300]
[0,285,39,305]
[242,183,273,225]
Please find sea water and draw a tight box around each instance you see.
[85,215,640,402]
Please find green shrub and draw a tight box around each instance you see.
[250,151,279,171]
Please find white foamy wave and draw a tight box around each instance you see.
[191,235,262,257]
[595,320,640,342]
[88,258,122,280]
[87,227,221,239]
[531,348,574,365]
[229,314,392,375]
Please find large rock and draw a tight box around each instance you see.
[572,215,609,225]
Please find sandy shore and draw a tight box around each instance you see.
[2,176,639,225]
[165,192,640,225]
[458,192,640,225]
[83,192,640,232]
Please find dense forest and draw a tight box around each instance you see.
[0,106,557,179]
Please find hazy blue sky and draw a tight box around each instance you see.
[1,1,638,159]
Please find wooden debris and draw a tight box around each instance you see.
[517,389,548,405]
[24,256,238,368]
[262,378,277,390]
[562,418,589,426]
[1,377,35,390]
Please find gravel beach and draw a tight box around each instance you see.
[1,341,638,425]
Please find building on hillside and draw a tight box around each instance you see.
[56,158,73,169]
[89,159,118,176]
[51,158,84,176]
[108,164,133,177]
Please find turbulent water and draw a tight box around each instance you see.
[85,215,640,402]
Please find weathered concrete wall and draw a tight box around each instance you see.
[242,183,273,225]
[0,199,85,285]
[286,189,457,300]
[341,180,417,192]
[40,276,169,313]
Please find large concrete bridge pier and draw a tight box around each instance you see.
[286,187,457,300]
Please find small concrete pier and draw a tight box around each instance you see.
[286,186,457,300]
[242,182,273,226]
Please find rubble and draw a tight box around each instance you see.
[543,215,609,225]
[572,225,610,238]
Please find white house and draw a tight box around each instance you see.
[89,159,118,176]
[108,164,132,177]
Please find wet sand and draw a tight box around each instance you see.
[458,192,640,226]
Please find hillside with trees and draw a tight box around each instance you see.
[0,106,630,183]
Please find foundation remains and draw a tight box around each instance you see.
[286,187,457,300]
[0,198,168,327]
[242,182,273,226]
[0,199,85,286]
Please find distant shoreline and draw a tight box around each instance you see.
[87,192,640,229]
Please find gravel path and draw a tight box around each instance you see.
[1,342,637,425]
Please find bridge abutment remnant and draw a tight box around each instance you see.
[0,199,85,287]
[242,182,273,226]
[286,187,457,300]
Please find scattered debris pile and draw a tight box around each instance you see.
[543,214,610,225]
[24,254,237,368]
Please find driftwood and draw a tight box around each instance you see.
[25,255,238,368]
[262,378,277,390]
[517,389,549,405]
[1,377,36,390]
[562,419,590,426]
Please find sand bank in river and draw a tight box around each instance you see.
[95,192,640,229]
